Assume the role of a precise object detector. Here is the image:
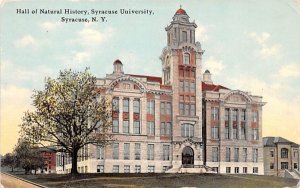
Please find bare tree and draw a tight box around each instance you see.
[20,69,112,175]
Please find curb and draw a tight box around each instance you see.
[1,172,48,188]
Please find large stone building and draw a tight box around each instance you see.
[56,8,265,174]
[263,137,300,178]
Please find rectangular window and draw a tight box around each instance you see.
[294,163,298,169]
[190,82,195,93]
[112,97,119,112]
[163,145,170,161]
[211,107,219,120]
[166,102,171,115]
[148,165,155,173]
[123,98,129,112]
[225,108,229,121]
[147,144,154,160]
[212,147,219,162]
[97,165,104,173]
[181,124,194,137]
[123,120,129,133]
[133,121,140,134]
[96,146,104,160]
[147,100,155,114]
[226,148,231,162]
[226,167,231,173]
[252,128,259,140]
[135,165,141,173]
[232,109,238,121]
[182,31,187,42]
[190,104,196,116]
[243,167,247,174]
[124,165,130,173]
[179,103,184,115]
[135,143,141,160]
[225,127,230,139]
[253,167,258,173]
[270,163,274,169]
[211,127,219,139]
[253,148,258,163]
[241,126,246,140]
[112,120,119,133]
[294,150,299,158]
[161,122,171,136]
[234,148,239,162]
[184,103,189,116]
[180,81,184,92]
[184,81,189,92]
[113,143,119,160]
[252,111,258,122]
[241,109,246,121]
[133,99,140,113]
[124,143,130,160]
[232,128,237,139]
[242,148,247,162]
[270,150,274,157]
[160,102,165,115]
[112,165,119,173]
[147,121,155,136]
[235,167,239,174]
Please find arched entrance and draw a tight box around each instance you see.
[182,146,194,167]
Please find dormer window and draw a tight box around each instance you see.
[183,53,190,65]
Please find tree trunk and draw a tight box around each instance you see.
[11,166,14,172]
[71,149,79,175]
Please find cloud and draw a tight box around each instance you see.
[278,64,300,78]
[40,21,61,31]
[203,56,224,75]
[60,51,91,68]
[1,85,33,154]
[14,35,36,47]
[248,32,281,58]
[195,23,209,42]
[77,26,114,47]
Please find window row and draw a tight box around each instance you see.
[112,120,141,134]
[179,68,196,79]
[111,143,171,161]
[97,165,163,173]
[212,147,258,162]
[112,98,140,113]
[212,127,259,140]
[225,167,258,174]
[179,103,196,116]
[179,80,196,93]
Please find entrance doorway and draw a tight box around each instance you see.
[182,146,194,167]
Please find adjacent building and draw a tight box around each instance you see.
[56,8,265,174]
[263,137,300,177]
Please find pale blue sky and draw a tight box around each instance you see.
[1,0,300,154]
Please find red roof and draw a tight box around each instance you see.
[202,82,228,92]
[128,74,162,84]
[175,8,187,15]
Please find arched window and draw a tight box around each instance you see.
[181,123,194,137]
[183,53,190,65]
[281,148,288,158]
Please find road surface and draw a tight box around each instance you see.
[1,173,43,188]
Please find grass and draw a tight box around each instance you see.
[8,172,299,188]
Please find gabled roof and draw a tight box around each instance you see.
[202,82,229,92]
[263,137,299,147]
[127,74,162,84]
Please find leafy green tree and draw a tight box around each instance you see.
[20,69,112,175]
[1,153,17,172]
[14,139,45,174]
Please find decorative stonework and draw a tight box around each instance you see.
[108,76,146,93]
[223,90,253,103]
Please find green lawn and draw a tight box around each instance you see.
[10,173,299,188]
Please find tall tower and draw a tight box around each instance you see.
[160,8,205,167]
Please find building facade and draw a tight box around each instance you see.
[263,137,300,177]
[56,8,265,174]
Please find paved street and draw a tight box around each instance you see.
[1,173,42,188]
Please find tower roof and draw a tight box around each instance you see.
[113,59,122,65]
[175,8,187,15]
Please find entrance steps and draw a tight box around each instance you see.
[284,169,300,179]
[165,165,215,174]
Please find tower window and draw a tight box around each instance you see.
[183,53,190,65]
[182,31,187,42]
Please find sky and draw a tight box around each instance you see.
[1,0,300,155]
